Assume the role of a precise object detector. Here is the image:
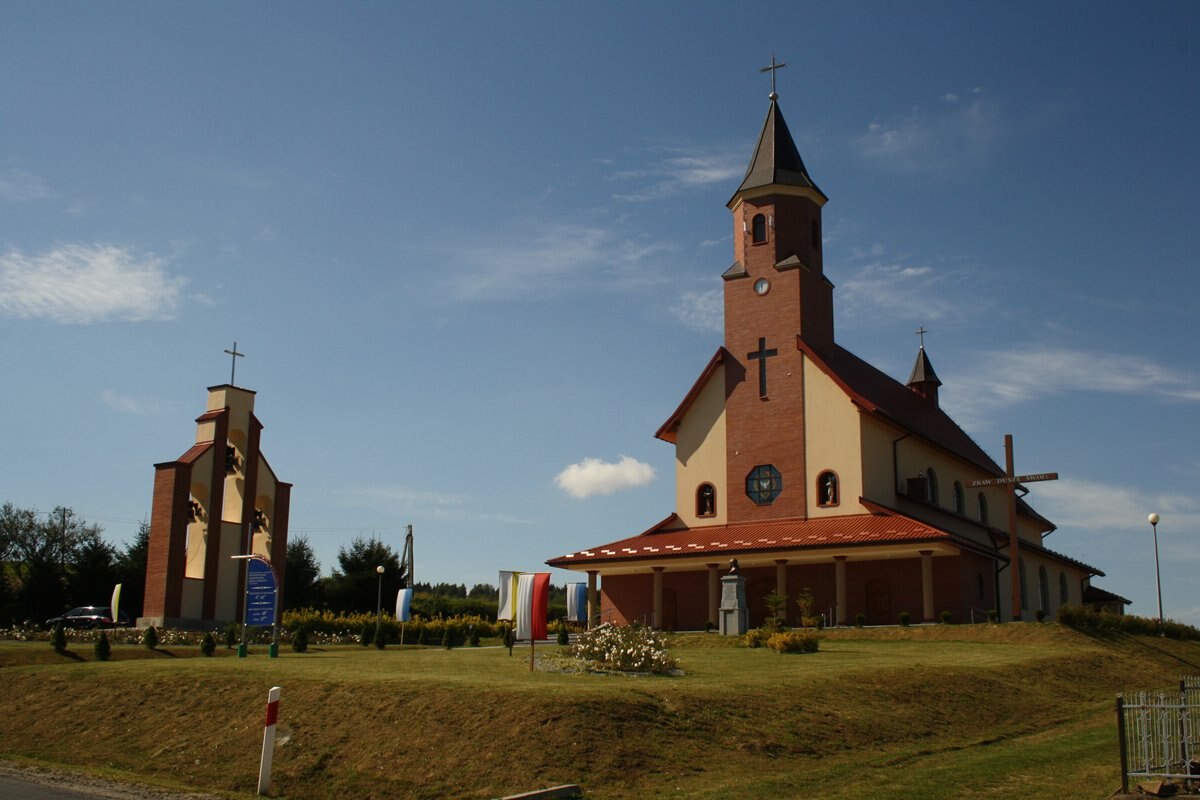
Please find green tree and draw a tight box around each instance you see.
[67,532,119,610]
[323,536,404,614]
[283,535,323,610]
[115,522,150,620]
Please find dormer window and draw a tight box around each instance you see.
[696,484,716,518]
[816,471,839,507]
[752,213,767,243]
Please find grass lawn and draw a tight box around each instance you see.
[2,624,1198,799]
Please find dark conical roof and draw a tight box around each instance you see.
[729,99,826,204]
[907,347,943,388]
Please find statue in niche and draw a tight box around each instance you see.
[821,473,838,506]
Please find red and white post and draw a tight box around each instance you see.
[258,686,282,795]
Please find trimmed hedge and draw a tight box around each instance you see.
[1057,605,1200,641]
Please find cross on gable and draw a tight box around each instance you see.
[747,337,778,398]
[759,55,787,99]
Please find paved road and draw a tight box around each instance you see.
[0,765,221,800]
[0,774,105,800]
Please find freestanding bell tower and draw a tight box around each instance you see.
[140,382,291,629]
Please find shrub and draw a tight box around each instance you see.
[223,623,238,648]
[417,625,429,646]
[898,611,911,627]
[200,632,216,657]
[855,612,867,628]
[373,622,386,650]
[556,621,570,646]
[51,622,67,654]
[940,610,953,624]
[796,587,820,629]
[569,623,677,674]
[94,632,111,661]
[359,622,373,647]
[469,625,481,647]
[767,630,820,654]
[987,609,999,624]
[291,626,309,653]
[442,621,457,649]
[143,625,159,650]
[705,620,715,633]
[1035,609,1046,623]
[1057,605,1200,641]
[743,627,772,648]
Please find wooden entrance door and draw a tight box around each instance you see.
[866,578,892,625]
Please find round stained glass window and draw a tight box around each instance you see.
[745,464,782,505]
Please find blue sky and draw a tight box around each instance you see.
[2,3,1197,621]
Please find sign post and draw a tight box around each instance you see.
[232,555,278,658]
[968,434,1057,622]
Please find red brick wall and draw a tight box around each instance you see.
[143,463,191,620]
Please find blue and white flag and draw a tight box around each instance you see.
[396,588,412,622]
[566,582,587,623]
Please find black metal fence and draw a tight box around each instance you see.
[1117,677,1200,793]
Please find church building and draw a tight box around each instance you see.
[547,86,1113,629]
[139,382,291,629]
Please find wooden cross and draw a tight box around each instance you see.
[760,55,787,98]
[968,434,1058,622]
[747,337,778,398]
[224,341,245,386]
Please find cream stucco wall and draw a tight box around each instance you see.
[803,358,866,516]
[674,365,728,527]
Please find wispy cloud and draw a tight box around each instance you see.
[855,88,997,176]
[0,244,185,323]
[1037,479,1200,562]
[100,389,169,416]
[440,223,675,301]
[947,348,1200,426]
[610,145,744,202]
[836,256,980,323]
[337,485,531,524]
[670,288,723,333]
[0,168,52,203]
[554,455,655,499]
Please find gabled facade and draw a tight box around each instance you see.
[547,95,1109,630]
[140,384,291,628]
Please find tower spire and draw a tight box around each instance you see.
[907,329,943,406]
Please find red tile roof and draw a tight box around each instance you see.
[548,510,962,567]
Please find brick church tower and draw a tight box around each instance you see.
[721,90,832,525]
[140,383,291,628]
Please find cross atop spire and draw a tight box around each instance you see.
[916,326,928,348]
[760,54,787,100]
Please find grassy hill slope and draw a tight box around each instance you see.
[2,624,1198,799]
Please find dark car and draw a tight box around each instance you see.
[45,606,131,629]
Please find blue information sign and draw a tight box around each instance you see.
[245,558,277,627]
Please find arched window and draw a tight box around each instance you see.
[1038,565,1050,612]
[953,482,965,514]
[752,213,767,243]
[696,484,716,518]
[1059,572,1069,605]
[746,464,782,505]
[978,493,989,526]
[816,471,839,507]
[925,468,939,505]
[1019,558,1028,610]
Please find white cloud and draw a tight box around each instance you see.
[610,146,744,202]
[338,485,531,524]
[0,244,185,323]
[947,348,1200,425]
[100,389,169,416]
[837,260,971,323]
[440,223,675,301]
[554,455,655,499]
[670,289,723,333]
[855,92,998,175]
[0,168,52,203]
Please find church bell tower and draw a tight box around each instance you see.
[721,62,834,523]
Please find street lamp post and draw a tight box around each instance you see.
[1148,513,1164,636]
[375,565,385,644]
